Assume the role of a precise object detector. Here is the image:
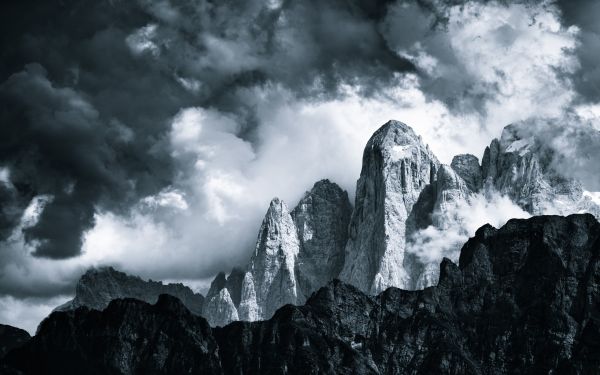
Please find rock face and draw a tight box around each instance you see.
[56,267,204,315]
[0,324,29,359]
[202,272,241,327]
[339,120,440,293]
[5,214,600,374]
[292,179,352,300]
[451,153,482,192]
[203,180,352,326]
[481,123,585,215]
[239,197,301,321]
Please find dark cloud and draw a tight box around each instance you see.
[555,0,600,103]
[0,0,419,259]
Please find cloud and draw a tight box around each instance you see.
[409,191,531,264]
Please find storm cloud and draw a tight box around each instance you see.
[0,0,419,259]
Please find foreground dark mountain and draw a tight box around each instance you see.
[3,213,599,374]
[0,325,29,359]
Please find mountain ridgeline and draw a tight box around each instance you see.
[2,214,600,374]
[199,120,600,325]
[51,120,600,327]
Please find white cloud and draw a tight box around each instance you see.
[141,187,189,211]
[126,24,160,57]
[409,192,531,264]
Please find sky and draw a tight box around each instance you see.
[1,0,600,334]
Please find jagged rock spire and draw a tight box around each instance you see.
[339,120,440,293]
[239,197,301,320]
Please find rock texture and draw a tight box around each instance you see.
[239,198,302,321]
[4,295,221,374]
[56,267,204,315]
[292,179,352,300]
[203,180,352,325]
[481,123,585,215]
[340,120,440,294]
[451,153,482,192]
[0,324,29,359]
[4,214,600,374]
[202,272,240,327]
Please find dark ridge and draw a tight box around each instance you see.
[3,214,599,374]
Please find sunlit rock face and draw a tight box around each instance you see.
[238,198,301,321]
[202,272,240,327]
[339,120,440,294]
[209,119,600,325]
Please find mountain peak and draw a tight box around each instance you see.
[368,120,427,152]
[341,120,440,293]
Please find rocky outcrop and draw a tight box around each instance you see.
[340,120,440,294]
[451,153,482,192]
[5,214,600,374]
[204,180,351,325]
[481,123,585,215]
[0,324,29,359]
[292,179,352,300]
[55,267,204,315]
[202,272,240,327]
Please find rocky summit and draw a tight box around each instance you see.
[3,214,600,374]
[203,179,352,325]
[339,120,440,293]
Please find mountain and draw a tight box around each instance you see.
[481,123,594,215]
[203,179,352,325]
[55,266,205,315]
[4,214,600,374]
[0,324,29,359]
[52,120,600,327]
[339,120,440,294]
